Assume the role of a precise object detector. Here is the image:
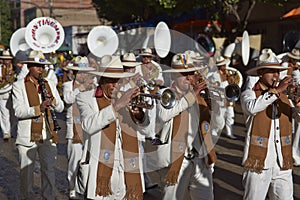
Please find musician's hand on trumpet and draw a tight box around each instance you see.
[274,76,294,94]
[112,86,140,112]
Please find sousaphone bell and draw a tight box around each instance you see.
[25,17,65,53]
[87,26,119,58]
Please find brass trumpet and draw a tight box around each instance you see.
[130,88,176,109]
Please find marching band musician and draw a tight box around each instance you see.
[62,56,96,199]
[0,50,16,140]
[281,46,300,166]
[76,55,145,199]
[157,53,216,200]
[208,56,238,139]
[12,50,64,200]
[241,48,300,200]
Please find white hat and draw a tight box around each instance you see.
[21,50,51,65]
[163,53,199,73]
[139,48,154,57]
[0,50,13,60]
[216,56,230,66]
[122,52,141,67]
[246,48,288,76]
[287,48,300,60]
[88,55,134,78]
[66,56,95,71]
[184,50,204,61]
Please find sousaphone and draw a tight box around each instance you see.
[154,21,171,58]
[25,17,65,53]
[10,28,31,56]
[87,26,119,57]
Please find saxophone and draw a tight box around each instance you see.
[38,75,61,131]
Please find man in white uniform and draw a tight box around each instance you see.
[62,56,96,199]
[241,48,300,200]
[157,53,216,200]
[76,55,145,199]
[12,50,64,200]
[0,50,15,140]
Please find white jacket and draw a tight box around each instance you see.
[12,77,64,146]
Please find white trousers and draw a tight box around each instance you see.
[0,97,11,134]
[211,105,235,136]
[67,139,83,191]
[17,141,57,200]
[163,157,213,200]
[242,164,293,200]
[293,121,300,165]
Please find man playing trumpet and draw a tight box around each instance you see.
[241,48,300,200]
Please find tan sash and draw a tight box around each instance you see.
[24,75,57,143]
[244,84,293,173]
[165,109,188,185]
[95,96,142,199]
[197,95,217,165]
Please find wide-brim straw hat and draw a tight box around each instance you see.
[216,56,230,66]
[122,52,141,67]
[139,48,154,57]
[246,48,288,76]
[88,55,134,78]
[287,48,300,60]
[21,50,51,65]
[163,53,200,73]
[0,50,13,60]
[66,56,95,71]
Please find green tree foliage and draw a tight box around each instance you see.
[92,0,295,35]
[0,0,13,47]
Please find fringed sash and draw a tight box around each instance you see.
[95,96,142,199]
[24,75,57,143]
[244,82,293,173]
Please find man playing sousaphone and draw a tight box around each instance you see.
[0,50,16,140]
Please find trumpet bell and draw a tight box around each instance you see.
[225,84,241,102]
[25,17,65,53]
[160,88,176,109]
[87,26,119,58]
[154,21,171,58]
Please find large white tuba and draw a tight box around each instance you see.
[87,26,119,57]
[25,17,65,53]
[10,28,31,56]
[154,21,171,58]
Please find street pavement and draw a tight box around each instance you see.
[0,102,300,200]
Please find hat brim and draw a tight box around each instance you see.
[66,66,95,71]
[163,66,201,73]
[122,62,142,67]
[216,59,230,66]
[0,56,13,59]
[139,53,154,57]
[88,71,134,78]
[287,52,300,60]
[246,65,288,76]
[22,60,51,65]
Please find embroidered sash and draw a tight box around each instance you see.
[244,83,293,173]
[24,75,57,143]
[95,96,142,199]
